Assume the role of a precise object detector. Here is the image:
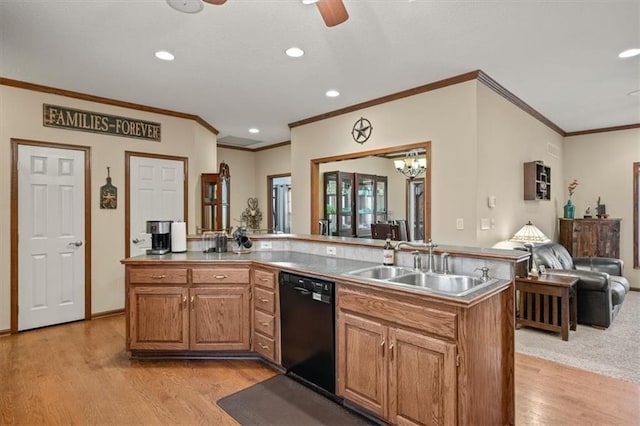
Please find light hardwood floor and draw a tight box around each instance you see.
[0,315,638,425]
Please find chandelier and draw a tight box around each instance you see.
[394,150,427,179]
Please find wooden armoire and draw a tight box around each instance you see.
[558,218,621,258]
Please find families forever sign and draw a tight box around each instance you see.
[43,104,161,142]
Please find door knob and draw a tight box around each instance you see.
[68,241,83,247]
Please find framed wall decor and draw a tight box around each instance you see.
[100,167,117,209]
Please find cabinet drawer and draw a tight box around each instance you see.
[129,268,187,284]
[192,268,250,284]
[254,287,275,314]
[253,332,276,361]
[338,287,457,340]
[254,268,276,290]
[254,309,275,337]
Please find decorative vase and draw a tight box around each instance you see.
[563,199,575,219]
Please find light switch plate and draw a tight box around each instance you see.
[326,246,337,255]
[481,218,490,230]
[456,218,464,230]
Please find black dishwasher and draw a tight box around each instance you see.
[279,271,335,395]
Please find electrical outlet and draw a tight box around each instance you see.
[326,246,337,255]
[259,241,272,249]
[456,218,464,230]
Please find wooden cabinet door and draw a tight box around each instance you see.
[597,220,620,258]
[388,327,457,426]
[573,220,599,257]
[189,286,250,351]
[337,312,387,417]
[129,286,189,350]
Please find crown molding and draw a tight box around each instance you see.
[476,70,565,136]
[218,140,291,152]
[288,71,480,129]
[565,123,640,137]
[0,77,219,135]
[4,75,635,145]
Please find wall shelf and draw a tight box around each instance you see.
[523,161,551,201]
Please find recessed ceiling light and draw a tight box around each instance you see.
[249,128,260,134]
[155,50,175,61]
[326,90,340,97]
[628,89,640,96]
[302,0,318,4]
[166,0,203,14]
[618,48,640,58]
[285,47,305,58]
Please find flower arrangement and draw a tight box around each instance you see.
[564,179,579,218]
[567,179,579,199]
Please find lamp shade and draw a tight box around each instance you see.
[509,221,550,243]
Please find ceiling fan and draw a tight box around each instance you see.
[201,0,349,27]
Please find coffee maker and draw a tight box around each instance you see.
[146,220,172,255]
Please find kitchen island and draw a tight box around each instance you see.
[122,238,523,425]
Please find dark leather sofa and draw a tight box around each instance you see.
[531,243,630,328]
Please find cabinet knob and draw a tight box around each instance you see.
[260,321,269,327]
[214,275,228,279]
[258,343,269,350]
[151,275,166,280]
[259,298,269,303]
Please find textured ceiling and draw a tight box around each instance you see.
[1,0,638,148]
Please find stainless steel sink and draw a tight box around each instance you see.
[388,272,498,296]
[345,265,415,280]
[345,266,499,297]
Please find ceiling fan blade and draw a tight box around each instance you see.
[203,0,227,4]
[316,0,349,27]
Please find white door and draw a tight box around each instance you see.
[129,156,185,256]
[18,145,86,331]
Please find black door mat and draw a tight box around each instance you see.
[217,374,374,425]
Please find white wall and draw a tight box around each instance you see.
[254,144,292,228]
[476,83,565,245]
[564,129,640,289]
[216,147,256,230]
[0,85,217,329]
[291,81,479,244]
[289,79,576,254]
[216,144,292,232]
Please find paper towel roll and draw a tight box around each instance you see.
[171,221,187,253]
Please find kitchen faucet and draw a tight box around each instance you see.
[423,239,438,273]
[441,252,451,275]
[395,239,439,273]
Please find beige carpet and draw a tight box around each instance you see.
[515,291,640,383]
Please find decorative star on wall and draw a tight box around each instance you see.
[351,117,372,144]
